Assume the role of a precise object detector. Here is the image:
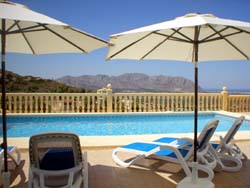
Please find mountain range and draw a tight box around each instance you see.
[1,71,90,93]
[57,73,202,92]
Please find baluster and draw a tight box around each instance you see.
[88,96,94,112]
[40,96,44,113]
[118,96,121,112]
[180,95,183,111]
[237,97,240,112]
[199,95,202,111]
[132,96,136,112]
[205,95,209,110]
[143,96,146,112]
[211,96,214,111]
[209,96,212,111]
[147,96,151,112]
[214,96,218,111]
[13,95,17,113]
[197,95,200,111]
[31,95,34,113]
[146,96,150,112]
[157,95,160,112]
[6,95,10,113]
[65,96,69,113]
[85,96,89,113]
[27,95,30,113]
[128,96,131,112]
[230,97,234,112]
[183,95,187,111]
[34,96,38,113]
[45,96,48,113]
[205,95,208,111]
[242,97,245,112]
[138,96,141,112]
[229,97,232,111]
[39,96,43,113]
[247,98,249,112]
[93,95,96,113]
[167,95,170,111]
[97,95,100,113]
[152,95,156,112]
[29,95,34,113]
[189,95,192,111]
[218,95,221,110]
[232,98,236,112]
[154,95,158,112]
[104,95,107,112]
[171,96,174,111]
[151,95,155,112]
[76,95,79,113]
[165,96,168,111]
[48,95,52,113]
[6,95,10,112]
[102,95,106,112]
[162,96,165,111]
[70,96,74,113]
[56,95,60,113]
[76,96,79,113]
[24,96,27,113]
[113,96,117,112]
[123,96,127,112]
[240,97,243,112]
[124,96,128,112]
[17,96,21,113]
[218,95,222,110]
[247,98,250,111]
[82,96,86,113]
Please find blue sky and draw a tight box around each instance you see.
[6,0,250,89]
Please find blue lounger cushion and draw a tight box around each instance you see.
[155,148,189,159]
[121,142,159,152]
[153,137,188,146]
[211,143,219,150]
[0,146,15,152]
[40,148,75,171]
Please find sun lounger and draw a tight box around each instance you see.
[28,132,88,188]
[153,116,247,172]
[210,116,247,172]
[0,145,21,171]
[112,119,219,180]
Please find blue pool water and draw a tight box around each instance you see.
[1,113,250,137]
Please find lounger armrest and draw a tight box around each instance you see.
[159,144,186,159]
[82,151,88,188]
[213,133,224,141]
[159,144,192,177]
[176,138,193,149]
[177,137,193,144]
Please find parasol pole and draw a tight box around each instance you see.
[1,18,8,173]
[1,18,10,188]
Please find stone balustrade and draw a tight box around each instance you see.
[1,87,250,114]
[4,93,107,113]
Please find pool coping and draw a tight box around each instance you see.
[6,110,250,150]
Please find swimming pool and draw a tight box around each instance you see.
[1,113,250,137]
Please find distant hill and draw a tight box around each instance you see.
[57,73,202,92]
[1,71,91,93]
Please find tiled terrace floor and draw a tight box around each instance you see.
[5,140,250,188]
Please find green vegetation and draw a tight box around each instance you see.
[1,71,91,93]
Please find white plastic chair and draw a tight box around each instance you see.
[28,132,88,188]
